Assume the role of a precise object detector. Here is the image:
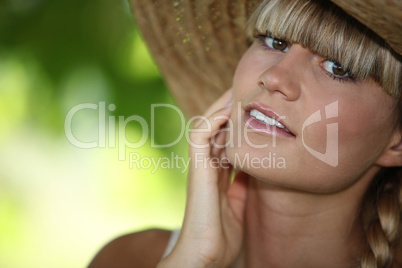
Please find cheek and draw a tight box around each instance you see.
[338,100,394,147]
[334,97,396,176]
[232,48,270,98]
[301,118,333,155]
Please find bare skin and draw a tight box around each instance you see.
[89,229,170,268]
[90,38,402,268]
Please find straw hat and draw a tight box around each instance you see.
[130,0,402,117]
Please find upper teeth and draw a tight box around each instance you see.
[250,109,287,130]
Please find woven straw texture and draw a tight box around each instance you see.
[130,0,401,117]
[331,0,402,56]
[130,0,259,117]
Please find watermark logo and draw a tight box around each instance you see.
[302,101,338,167]
[63,102,277,160]
[64,101,338,169]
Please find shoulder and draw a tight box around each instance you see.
[89,229,172,268]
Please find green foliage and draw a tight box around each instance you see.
[0,0,187,267]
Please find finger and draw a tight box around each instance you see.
[217,162,233,194]
[210,123,228,156]
[190,88,232,133]
[204,89,233,118]
[190,106,232,153]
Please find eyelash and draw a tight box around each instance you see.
[322,61,357,84]
[255,34,288,52]
[325,70,357,84]
[254,34,358,84]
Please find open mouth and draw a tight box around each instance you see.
[244,105,295,138]
[249,109,290,133]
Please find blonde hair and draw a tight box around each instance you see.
[361,168,402,268]
[248,0,402,267]
[247,0,401,98]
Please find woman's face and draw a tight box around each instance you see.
[226,36,399,193]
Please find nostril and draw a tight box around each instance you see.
[258,80,265,90]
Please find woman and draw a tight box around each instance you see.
[90,0,402,267]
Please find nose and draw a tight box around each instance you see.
[258,45,309,101]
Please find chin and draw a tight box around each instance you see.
[226,145,370,194]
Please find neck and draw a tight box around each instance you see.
[237,167,380,268]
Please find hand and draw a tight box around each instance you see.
[158,89,249,268]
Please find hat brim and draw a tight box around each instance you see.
[130,0,401,117]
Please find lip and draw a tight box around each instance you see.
[243,103,295,138]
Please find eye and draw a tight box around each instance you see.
[322,60,349,77]
[264,36,289,52]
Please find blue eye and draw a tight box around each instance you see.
[264,36,289,52]
[322,60,349,77]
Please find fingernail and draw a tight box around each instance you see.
[225,100,234,108]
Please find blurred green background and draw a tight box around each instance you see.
[0,0,188,267]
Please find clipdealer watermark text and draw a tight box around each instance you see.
[64,102,280,160]
[129,152,286,173]
[65,101,339,167]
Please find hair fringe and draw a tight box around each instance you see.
[246,0,402,98]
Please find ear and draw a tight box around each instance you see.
[375,129,402,167]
